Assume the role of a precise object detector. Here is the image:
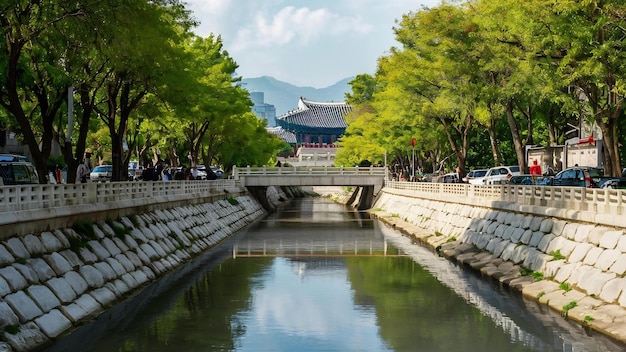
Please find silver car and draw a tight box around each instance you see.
[90,165,113,182]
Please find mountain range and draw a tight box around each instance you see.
[241,76,354,116]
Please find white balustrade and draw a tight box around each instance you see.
[233,166,387,177]
[0,179,238,214]
[383,180,626,226]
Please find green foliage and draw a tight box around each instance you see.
[562,301,577,317]
[128,215,140,228]
[3,324,19,335]
[551,250,565,261]
[72,221,96,240]
[583,315,595,325]
[536,291,545,299]
[559,282,571,292]
[68,235,88,253]
[531,271,544,281]
[227,198,239,205]
[106,218,129,239]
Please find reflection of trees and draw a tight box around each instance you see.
[120,257,273,352]
[346,257,534,352]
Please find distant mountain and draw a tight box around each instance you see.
[241,76,354,116]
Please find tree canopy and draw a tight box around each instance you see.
[0,0,283,182]
[340,0,626,177]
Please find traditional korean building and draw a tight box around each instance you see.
[275,97,351,147]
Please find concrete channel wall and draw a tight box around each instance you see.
[371,188,626,344]
[0,194,267,352]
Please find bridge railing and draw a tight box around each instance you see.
[232,165,387,178]
[383,180,626,226]
[0,179,240,214]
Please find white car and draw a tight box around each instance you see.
[465,169,488,184]
[480,166,521,185]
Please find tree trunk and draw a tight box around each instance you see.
[506,100,526,172]
[486,125,501,166]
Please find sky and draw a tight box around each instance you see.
[184,0,441,88]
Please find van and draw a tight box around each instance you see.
[0,161,40,185]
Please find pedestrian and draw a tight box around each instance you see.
[174,166,186,180]
[530,160,542,176]
[161,163,171,181]
[55,164,63,184]
[142,163,155,181]
[76,159,90,183]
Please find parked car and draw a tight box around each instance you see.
[90,165,113,182]
[210,165,224,179]
[481,166,521,185]
[0,161,39,185]
[196,165,208,180]
[439,172,461,183]
[0,154,29,162]
[601,168,626,189]
[463,169,488,184]
[551,166,605,188]
[509,174,553,186]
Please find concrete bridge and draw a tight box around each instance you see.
[233,166,387,211]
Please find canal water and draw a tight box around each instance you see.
[46,197,626,352]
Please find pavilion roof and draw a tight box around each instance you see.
[266,126,297,144]
[276,98,350,135]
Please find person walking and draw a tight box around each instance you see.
[530,160,542,176]
[76,158,90,183]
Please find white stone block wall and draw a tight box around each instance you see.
[374,191,626,309]
[0,195,265,352]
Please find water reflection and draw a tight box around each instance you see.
[230,257,391,352]
[44,198,626,352]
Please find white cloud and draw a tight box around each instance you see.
[184,0,441,87]
[231,6,372,52]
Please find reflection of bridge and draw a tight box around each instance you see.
[232,238,396,258]
[233,166,386,211]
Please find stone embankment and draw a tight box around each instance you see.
[371,189,626,344]
[0,195,266,352]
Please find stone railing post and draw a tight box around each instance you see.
[86,183,97,204]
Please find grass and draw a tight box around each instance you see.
[128,214,140,228]
[562,301,577,317]
[106,218,129,239]
[550,249,565,261]
[227,198,239,205]
[583,315,595,325]
[536,291,545,299]
[4,324,19,335]
[72,220,96,240]
[559,282,571,292]
[531,271,544,281]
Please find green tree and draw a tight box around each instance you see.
[0,1,88,182]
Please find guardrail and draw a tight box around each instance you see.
[0,179,240,213]
[232,166,387,178]
[383,180,626,227]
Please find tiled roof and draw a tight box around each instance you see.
[276,98,351,135]
[266,126,297,144]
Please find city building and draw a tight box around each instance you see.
[250,92,277,127]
